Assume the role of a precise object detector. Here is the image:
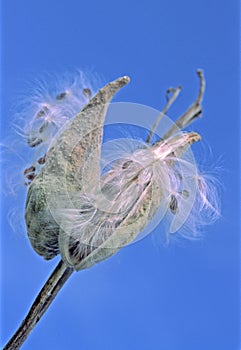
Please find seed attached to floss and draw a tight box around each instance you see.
[39,121,50,134]
[56,91,68,100]
[26,173,36,181]
[36,104,50,118]
[24,165,36,175]
[122,160,133,169]
[180,189,189,199]
[37,154,46,165]
[169,194,179,214]
[82,87,92,99]
[27,136,43,147]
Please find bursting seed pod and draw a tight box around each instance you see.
[4,71,220,350]
[25,72,216,271]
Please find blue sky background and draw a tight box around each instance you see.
[1,1,240,349]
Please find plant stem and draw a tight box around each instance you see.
[146,85,182,143]
[3,260,74,350]
[163,70,205,140]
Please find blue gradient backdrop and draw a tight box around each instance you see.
[1,1,240,349]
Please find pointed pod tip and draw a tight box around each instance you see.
[187,131,201,144]
[115,75,131,86]
[122,75,131,83]
[97,75,131,102]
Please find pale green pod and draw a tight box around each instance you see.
[25,76,130,260]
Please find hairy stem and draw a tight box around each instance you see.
[3,260,74,350]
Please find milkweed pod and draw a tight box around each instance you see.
[25,76,131,260]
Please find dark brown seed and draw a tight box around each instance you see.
[36,105,49,118]
[27,137,43,147]
[82,88,92,99]
[169,194,178,214]
[26,173,36,181]
[56,91,67,100]
[39,121,49,133]
[24,166,36,175]
[181,189,189,199]
[38,154,46,165]
[122,160,133,169]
